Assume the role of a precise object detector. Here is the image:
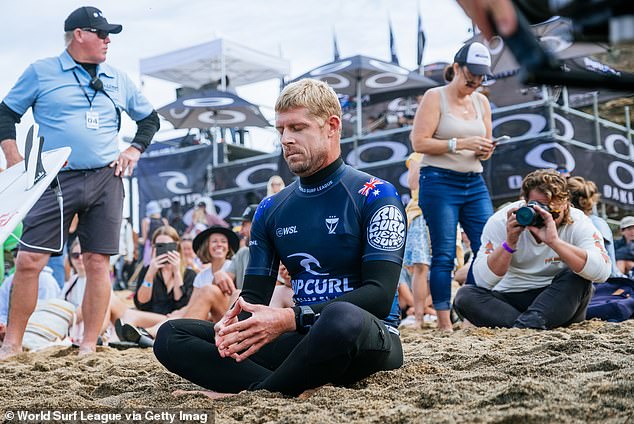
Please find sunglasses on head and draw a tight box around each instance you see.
[70,252,82,259]
[82,27,109,40]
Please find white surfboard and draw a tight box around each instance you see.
[0,124,71,244]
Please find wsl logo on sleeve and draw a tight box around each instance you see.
[367,205,406,251]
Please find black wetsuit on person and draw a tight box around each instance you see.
[153,158,406,396]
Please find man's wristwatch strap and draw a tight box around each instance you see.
[293,305,316,334]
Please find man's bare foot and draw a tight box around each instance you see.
[78,345,97,356]
[172,389,236,400]
[298,387,321,399]
[0,344,22,361]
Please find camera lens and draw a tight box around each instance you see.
[516,206,536,226]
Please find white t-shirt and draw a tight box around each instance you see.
[193,260,232,289]
[473,201,612,292]
[0,266,60,324]
[62,275,87,308]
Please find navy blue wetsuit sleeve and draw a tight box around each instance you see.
[239,199,281,314]
[240,275,277,308]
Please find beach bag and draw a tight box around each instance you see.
[22,298,75,351]
[587,278,634,322]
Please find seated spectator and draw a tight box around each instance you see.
[178,226,239,322]
[180,233,204,273]
[64,239,166,345]
[615,244,634,278]
[0,265,59,336]
[134,226,196,315]
[614,216,634,251]
[454,169,611,329]
[137,226,239,338]
[567,176,620,278]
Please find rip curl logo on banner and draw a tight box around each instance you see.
[367,205,406,251]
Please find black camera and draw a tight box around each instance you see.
[155,242,177,257]
[515,200,552,227]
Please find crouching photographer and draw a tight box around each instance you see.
[454,169,611,329]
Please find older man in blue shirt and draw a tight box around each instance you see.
[0,6,159,358]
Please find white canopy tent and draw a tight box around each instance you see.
[139,38,290,89]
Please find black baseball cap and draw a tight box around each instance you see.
[230,204,259,223]
[454,42,492,76]
[64,6,123,34]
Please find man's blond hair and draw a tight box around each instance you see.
[275,79,342,125]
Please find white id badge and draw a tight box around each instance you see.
[86,110,100,129]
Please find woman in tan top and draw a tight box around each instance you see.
[410,42,496,331]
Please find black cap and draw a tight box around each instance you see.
[230,204,259,223]
[453,42,492,76]
[64,6,123,34]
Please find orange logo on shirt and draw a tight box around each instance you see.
[593,232,610,263]
[484,241,494,255]
[544,256,562,265]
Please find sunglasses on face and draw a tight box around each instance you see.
[82,28,109,40]
[70,252,82,259]
[462,67,493,87]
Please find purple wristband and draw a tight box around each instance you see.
[502,241,517,254]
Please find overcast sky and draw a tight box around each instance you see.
[2,0,473,153]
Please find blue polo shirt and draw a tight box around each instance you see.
[3,50,153,170]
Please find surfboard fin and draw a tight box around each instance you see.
[24,124,47,190]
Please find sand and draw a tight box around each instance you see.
[1,319,633,423]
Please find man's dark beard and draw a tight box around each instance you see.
[287,160,310,176]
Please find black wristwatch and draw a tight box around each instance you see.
[293,305,316,334]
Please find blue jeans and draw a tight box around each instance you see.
[419,166,493,310]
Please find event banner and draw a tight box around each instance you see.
[134,101,634,223]
[484,138,634,209]
[136,145,214,216]
[212,153,278,192]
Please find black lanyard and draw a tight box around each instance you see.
[71,69,121,131]
[72,70,98,109]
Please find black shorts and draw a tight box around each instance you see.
[20,166,124,256]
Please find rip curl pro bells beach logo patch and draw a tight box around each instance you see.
[367,205,406,251]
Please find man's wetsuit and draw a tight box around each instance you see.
[154,158,406,396]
